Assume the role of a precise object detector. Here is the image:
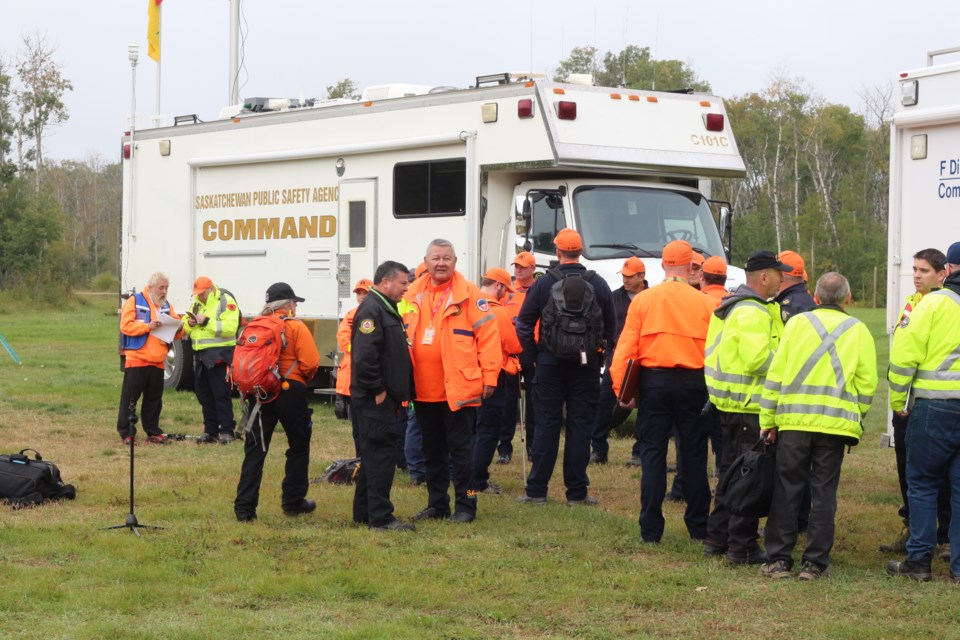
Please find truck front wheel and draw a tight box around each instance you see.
[165,339,196,390]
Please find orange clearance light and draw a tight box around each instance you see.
[553,87,566,95]
[628,95,640,101]
[646,96,658,103]
[363,101,373,107]
[518,98,534,119]
[555,101,577,120]
[610,93,622,100]
[524,81,535,87]
[232,117,241,123]
[699,100,712,107]
[704,113,725,131]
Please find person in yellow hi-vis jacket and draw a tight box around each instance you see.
[886,242,960,582]
[758,272,877,581]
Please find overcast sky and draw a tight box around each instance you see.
[3,0,959,162]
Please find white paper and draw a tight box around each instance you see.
[151,312,182,343]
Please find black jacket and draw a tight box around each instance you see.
[350,289,413,402]
[516,263,616,368]
[775,282,816,324]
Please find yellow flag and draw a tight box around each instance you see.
[147,0,163,63]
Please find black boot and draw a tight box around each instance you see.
[886,555,932,582]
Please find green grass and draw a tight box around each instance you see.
[1,302,958,639]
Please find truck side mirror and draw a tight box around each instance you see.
[515,195,531,235]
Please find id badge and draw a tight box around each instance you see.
[422,326,435,345]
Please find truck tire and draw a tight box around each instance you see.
[164,339,195,391]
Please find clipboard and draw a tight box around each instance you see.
[617,358,641,404]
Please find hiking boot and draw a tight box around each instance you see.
[449,512,475,523]
[798,561,828,581]
[759,559,793,579]
[196,433,218,445]
[879,525,910,553]
[480,483,502,495]
[703,540,728,557]
[728,545,767,566]
[236,512,257,523]
[144,434,169,445]
[625,456,642,467]
[122,436,137,446]
[410,476,425,486]
[411,506,449,521]
[665,492,684,503]
[886,555,932,582]
[219,432,236,444]
[496,453,511,465]
[283,499,317,517]
[567,495,599,507]
[516,493,547,506]
[589,452,608,465]
[371,519,415,532]
[939,543,951,562]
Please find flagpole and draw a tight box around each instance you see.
[154,5,161,126]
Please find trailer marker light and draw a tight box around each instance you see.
[159,140,171,156]
[910,134,927,160]
[628,95,640,102]
[123,143,131,160]
[524,81,535,88]
[481,102,498,123]
[232,117,241,123]
[901,79,918,107]
[610,93,622,100]
[699,101,712,107]
[646,96,658,103]
[555,101,577,120]
[518,99,534,119]
[364,101,373,107]
[704,113,725,131]
[553,88,566,95]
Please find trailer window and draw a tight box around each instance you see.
[348,201,366,248]
[393,159,466,217]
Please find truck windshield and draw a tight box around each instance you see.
[573,186,725,260]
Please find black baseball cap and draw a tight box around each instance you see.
[744,250,792,273]
[265,282,305,303]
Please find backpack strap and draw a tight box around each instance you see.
[546,268,564,282]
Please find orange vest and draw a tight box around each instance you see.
[335,307,358,396]
[610,279,716,395]
[404,271,502,411]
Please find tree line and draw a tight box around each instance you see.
[0,39,895,304]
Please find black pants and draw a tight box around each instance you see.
[473,371,514,491]
[591,367,631,460]
[765,430,846,570]
[417,401,477,517]
[636,369,710,542]
[500,363,535,457]
[706,411,762,551]
[117,366,164,437]
[194,359,236,436]
[528,362,598,501]
[353,395,401,527]
[234,381,312,519]
[894,417,952,541]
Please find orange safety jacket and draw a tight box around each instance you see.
[701,284,730,303]
[335,307,358,396]
[404,270,502,411]
[489,298,522,375]
[120,285,180,369]
[267,310,321,385]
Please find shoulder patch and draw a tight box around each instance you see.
[359,319,376,334]
[899,316,910,329]
[781,298,790,306]
[477,298,490,312]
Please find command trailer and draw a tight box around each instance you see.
[121,73,747,390]
[885,47,960,444]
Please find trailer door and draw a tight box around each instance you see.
[337,178,378,316]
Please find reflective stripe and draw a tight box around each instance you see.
[764,379,781,393]
[196,337,234,346]
[914,369,960,382]
[888,380,912,393]
[782,315,859,398]
[704,331,723,358]
[473,313,495,330]
[757,350,774,375]
[775,403,861,423]
[912,389,960,400]
[930,288,960,307]
[759,397,778,410]
[705,366,756,386]
[456,396,482,407]
[453,328,474,337]
[858,394,873,405]
[706,386,758,404]
[889,363,917,377]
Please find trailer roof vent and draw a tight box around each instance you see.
[174,114,200,126]
[476,73,512,88]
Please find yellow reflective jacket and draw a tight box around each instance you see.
[889,286,960,411]
[704,285,784,414]
[760,307,877,442]
[182,287,240,351]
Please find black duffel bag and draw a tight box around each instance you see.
[717,437,776,518]
[0,449,77,507]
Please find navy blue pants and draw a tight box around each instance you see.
[417,401,477,517]
[527,362,598,501]
[500,362,535,457]
[194,359,236,437]
[353,395,402,527]
[473,371,514,491]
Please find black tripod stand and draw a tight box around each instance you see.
[104,401,163,536]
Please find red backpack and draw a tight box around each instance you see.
[230,315,297,405]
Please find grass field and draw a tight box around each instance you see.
[1,299,958,639]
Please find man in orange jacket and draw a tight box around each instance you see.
[701,256,731,302]
[610,240,717,543]
[471,267,523,495]
[335,278,373,454]
[117,272,180,445]
[404,239,501,523]
[499,251,538,464]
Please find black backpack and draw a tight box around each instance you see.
[315,458,361,485]
[716,438,776,518]
[0,449,77,508]
[540,268,604,362]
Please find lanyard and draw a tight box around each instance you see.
[370,289,403,321]
[428,285,451,325]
